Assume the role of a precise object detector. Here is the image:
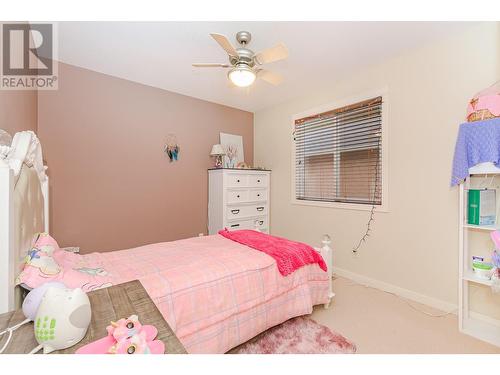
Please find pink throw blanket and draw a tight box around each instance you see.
[218,229,327,276]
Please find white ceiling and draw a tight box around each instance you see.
[55,22,474,112]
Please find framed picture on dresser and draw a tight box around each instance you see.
[220,132,244,168]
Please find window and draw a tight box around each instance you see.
[293,96,383,207]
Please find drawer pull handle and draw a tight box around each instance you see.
[230,224,240,228]
[258,220,264,225]
[231,209,240,214]
[256,207,265,212]
[237,179,240,183]
[257,194,260,197]
[257,179,261,183]
[237,195,240,198]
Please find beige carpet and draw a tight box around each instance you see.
[310,276,500,354]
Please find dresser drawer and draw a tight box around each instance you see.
[226,174,248,187]
[208,169,271,235]
[226,217,268,231]
[226,204,268,220]
[227,190,249,204]
[249,189,267,202]
[253,216,268,230]
[248,174,268,187]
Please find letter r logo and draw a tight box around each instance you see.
[2,23,53,76]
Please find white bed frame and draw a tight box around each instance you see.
[316,237,335,308]
[253,222,335,308]
[0,135,49,314]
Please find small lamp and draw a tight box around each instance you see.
[210,144,225,168]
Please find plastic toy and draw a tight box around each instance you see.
[76,315,164,354]
[22,282,66,321]
[34,287,91,353]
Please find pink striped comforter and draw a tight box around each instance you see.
[18,234,330,353]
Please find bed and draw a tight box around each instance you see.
[0,131,334,354]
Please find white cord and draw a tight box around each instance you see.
[0,318,31,354]
[28,344,43,354]
[0,329,13,354]
[342,279,457,318]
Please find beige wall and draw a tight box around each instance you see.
[38,63,253,253]
[254,23,500,306]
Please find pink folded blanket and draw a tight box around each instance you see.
[218,229,327,276]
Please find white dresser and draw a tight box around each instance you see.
[208,168,271,234]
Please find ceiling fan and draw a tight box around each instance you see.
[192,31,288,88]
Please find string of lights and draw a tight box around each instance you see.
[352,135,381,254]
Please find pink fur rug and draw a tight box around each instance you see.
[231,316,356,354]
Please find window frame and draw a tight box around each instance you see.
[291,88,389,212]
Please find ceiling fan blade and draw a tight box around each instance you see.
[255,43,288,65]
[210,33,238,57]
[257,69,284,86]
[192,63,230,68]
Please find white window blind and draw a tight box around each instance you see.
[294,96,383,205]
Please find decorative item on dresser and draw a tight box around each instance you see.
[210,144,226,168]
[208,168,271,234]
[220,132,244,168]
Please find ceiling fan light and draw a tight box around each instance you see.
[228,65,256,87]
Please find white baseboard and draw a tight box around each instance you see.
[333,266,458,314]
[469,311,500,328]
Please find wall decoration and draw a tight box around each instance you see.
[220,132,244,168]
[164,134,180,162]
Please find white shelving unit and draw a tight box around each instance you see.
[459,162,500,347]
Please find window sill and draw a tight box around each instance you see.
[291,198,389,212]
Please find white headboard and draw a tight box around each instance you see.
[0,132,49,314]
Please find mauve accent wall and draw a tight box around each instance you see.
[37,63,253,253]
[0,90,37,135]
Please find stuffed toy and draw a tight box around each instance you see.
[24,233,62,275]
[25,248,61,275]
[467,81,500,122]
